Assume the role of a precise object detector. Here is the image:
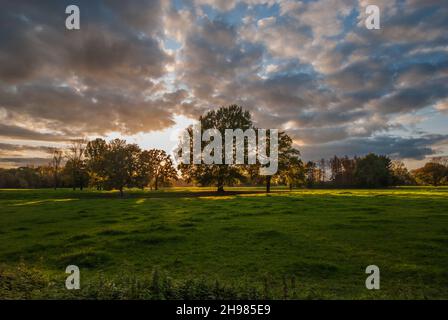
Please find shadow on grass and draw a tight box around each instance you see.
[0,189,283,201]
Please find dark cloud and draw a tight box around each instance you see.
[0,0,175,137]
[178,18,265,106]
[301,134,448,161]
[0,124,69,142]
[0,143,53,153]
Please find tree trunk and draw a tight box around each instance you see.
[154,176,159,191]
[289,183,292,191]
[266,176,271,193]
[72,172,76,191]
[119,187,124,198]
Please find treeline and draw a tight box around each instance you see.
[0,139,177,196]
[1,106,447,193]
[301,154,415,188]
[301,156,448,188]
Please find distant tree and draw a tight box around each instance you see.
[281,156,305,190]
[430,156,448,167]
[85,138,108,190]
[65,139,88,190]
[139,149,177,190]
[263,131,301,193]
[178,105,252,192]
[151,150,177,190]
[354,153,392,188]
[341,156,357,186]
[49,148,63,189]
[135,150,154,189]
[318,158,327,184]
[329,156,342,184]
[390,160,415,186]
[103,139,141,197]
[412,162,447,186]
[305,161,317,188]
[0,166,61,189]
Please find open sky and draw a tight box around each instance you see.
[0,0,447,169]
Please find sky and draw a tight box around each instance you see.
[0,0,447,169]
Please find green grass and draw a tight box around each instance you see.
[1,187,448,299]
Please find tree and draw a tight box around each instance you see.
[149,150,177,190]
[329,156,343,184]
[341,156,357,186]
[49,148,63,189]
[390,160,415,186]
[135,150,154,189]
[65,139,88,190]
[354,153,392,188]
[305,161,317,188]
[178,105,252,192]
[280,156,305,190]
[412,162,447,186]
[85,138,108,190]
[263,131,301,193]
[430,156,448,167]
[138,149,177,190]
[318,158,327,184]
[103,139,141,197]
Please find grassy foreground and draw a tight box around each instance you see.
[0,187,447,299]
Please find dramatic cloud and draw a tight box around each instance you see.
[0,0,447,167]
[0,0,176,138]
[301,134,448,161]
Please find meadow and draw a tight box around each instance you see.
[0,187,447,299]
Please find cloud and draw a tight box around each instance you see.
[0,143,53,153]
[0,0,176,137]
[301,134,448,161]
[0,124,70,142]
[0,0,447,167]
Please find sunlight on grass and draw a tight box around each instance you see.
[0,187,447,299]
[12,199,76,206]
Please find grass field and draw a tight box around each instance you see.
[1,187,448,299]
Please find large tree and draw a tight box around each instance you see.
[260,131,301,193]
[412,162,447,186]
[178,105,252,192]
[103,139,141,197]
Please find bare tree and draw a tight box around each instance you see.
[431,156,448,167]
[65,139,88,190]
[49,148,63,189]
[319,158,327,183]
